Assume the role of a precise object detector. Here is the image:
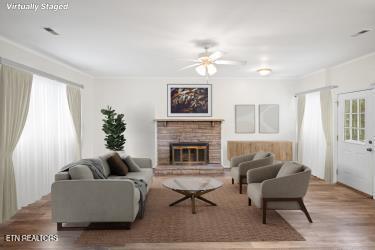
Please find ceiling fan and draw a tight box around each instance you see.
[179,46,247,76]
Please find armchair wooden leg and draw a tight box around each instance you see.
[262,198,267,224]
[248,198,251,206]
[57,222,62,231]
[231,178,234,184]
[298,198,313,223]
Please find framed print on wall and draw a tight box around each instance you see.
[167,84,212,117]
[259,104,279,133]
[235,105,255,133]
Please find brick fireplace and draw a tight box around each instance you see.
[155,119,223,165]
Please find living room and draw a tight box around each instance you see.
[1,0,375,249]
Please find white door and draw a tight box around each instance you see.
[337,90,375,196]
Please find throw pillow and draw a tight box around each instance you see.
[99,153,115,177]
[253,152,270,160]
[107,153,129,176]
[69,165,94,180]
[123,155,142,172]
[276,161,303,178]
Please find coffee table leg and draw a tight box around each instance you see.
[169,189,218,214]
[196,196,217,206]
[191,194,196,214]
[169,195,190,206]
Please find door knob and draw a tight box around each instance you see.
[366,148,373,152]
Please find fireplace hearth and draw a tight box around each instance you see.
[170,142,209,165]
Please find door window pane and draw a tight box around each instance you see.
[359,129,365,141]
[360,114,365,128]
[344,114,350,127]
[351,114,358,128]
[345,100,350,113]
[352,99,358,113]
[359,99,365,113]
[344,128,351,140]
[352,129,358,141]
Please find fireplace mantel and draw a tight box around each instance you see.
[154,118,224,127]
[154,118,224,122]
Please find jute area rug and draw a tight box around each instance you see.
[77,176,304,245]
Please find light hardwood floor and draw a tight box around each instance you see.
[1,175,375,250]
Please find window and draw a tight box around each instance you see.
[13,75,78,208]
[344,98,365,142]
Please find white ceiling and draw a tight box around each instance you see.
[1,0,375,78]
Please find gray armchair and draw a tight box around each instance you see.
[230,152,274,193]
[247,162,312,224]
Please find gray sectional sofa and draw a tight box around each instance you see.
[51,154,153,230]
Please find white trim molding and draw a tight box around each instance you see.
[294,85,338,97]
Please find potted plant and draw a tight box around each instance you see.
[101,106,127,152]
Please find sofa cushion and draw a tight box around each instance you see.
[107,153,129,176]
[55,171,70,181]
[69,165,94,180]
[99,153,115,177]
[276,161,303,178]
[123,155,141,172]
[108,168,153,192]
[253,152,270,160]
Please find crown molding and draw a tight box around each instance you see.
[0,35,94,79]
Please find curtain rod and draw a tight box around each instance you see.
[0,57,84,89]
[294,85,338,97]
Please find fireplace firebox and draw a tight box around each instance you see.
[170,142,209,165]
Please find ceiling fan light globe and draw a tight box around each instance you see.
[195,65,207,76]
[207,64,217,75]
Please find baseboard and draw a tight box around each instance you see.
[336,182,373,199]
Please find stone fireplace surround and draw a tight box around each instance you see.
[155,119,223,165]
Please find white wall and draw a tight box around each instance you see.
[294,52,375,182]
[92,77,297,167]
[0,37,95,157]
[295,52,375,93]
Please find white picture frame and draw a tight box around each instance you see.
[235,105,255,133]
[259,104,279,133]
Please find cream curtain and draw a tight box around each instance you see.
[320,89,333,183]
[66,85,81,158]
[297,95,306,162]
[0,65,33,222]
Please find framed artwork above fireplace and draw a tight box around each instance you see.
[167,84,212,117]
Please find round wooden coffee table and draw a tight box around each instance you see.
[163,177,223,214]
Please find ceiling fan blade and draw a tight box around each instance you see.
[215,60,247,65]
[177,58,201,63]
[178,63,202,71]
[208,51,223,61]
